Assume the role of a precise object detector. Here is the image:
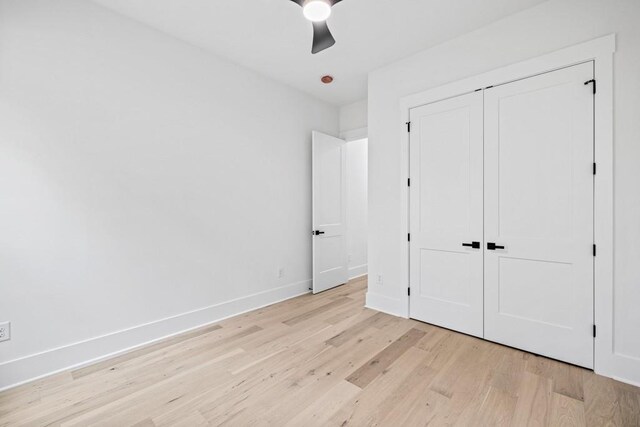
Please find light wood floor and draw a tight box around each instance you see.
[1,277,639,426]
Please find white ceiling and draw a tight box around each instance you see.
[92,0,547,106]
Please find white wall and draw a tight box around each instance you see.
[339,100,368,278]
[368,0,640,384]
[339,99,368,140]
[341,100,368,277]
[0,0,338,389]
[346,139,368,279]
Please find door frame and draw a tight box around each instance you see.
[399,34,616,378]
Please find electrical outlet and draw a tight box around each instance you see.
[377,275,383,285]
[0,322,10,343]
[347,254,352,263]
[278,268,285,279]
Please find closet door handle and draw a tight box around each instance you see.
[314,230,325,236]
[487,242,505,250]
[462,241,480,249]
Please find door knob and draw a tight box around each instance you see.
[314,230,325,236]
[462,241,480,249]
[487,242,505,250]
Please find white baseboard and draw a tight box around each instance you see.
[365,292,408,318]
[596,352,640,388]
[0,280,311,392]
[348,264,368,280]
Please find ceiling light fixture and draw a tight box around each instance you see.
[289,0,343,54]
[321,75,334,84]
[302,0,332,22]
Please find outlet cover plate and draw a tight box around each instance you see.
[0,322,10,342]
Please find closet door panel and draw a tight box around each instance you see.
[409,91,484,337]
[484,62,595,368]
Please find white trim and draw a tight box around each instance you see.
[339,127,368,142]
[398,34,628,383]
[366,292,408,319]
[348,264,368,280]
[0,279,311,392]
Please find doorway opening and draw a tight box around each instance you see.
[311,132,368,293]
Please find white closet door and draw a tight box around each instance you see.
[409,91,484,338]
[484,62,594,368]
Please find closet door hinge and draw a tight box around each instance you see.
[593,244,597,256]
[406,121,411,132]
[407,178,410,187]
[408,233,411,242]
[408,287,411,296]
[584,79,596,94]
[593,324,597,338]
[593,163,597,175]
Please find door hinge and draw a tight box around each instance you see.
[593,162,597,175]
[593,244,596,256]
[593,324,597,338]
[584,79,596,94]
[407,178,410,187]
[406,121,411,132]
[408,233,411,242]
[408,287,411,296]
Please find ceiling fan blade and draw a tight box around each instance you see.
[311,21,335,54]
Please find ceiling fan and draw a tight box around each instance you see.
[289,0,343,54]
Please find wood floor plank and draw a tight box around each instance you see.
[525,353,586,403]
[256,331,391,425]
[202,323,393,426]
[130,418,156,427]
[282,296,352,326]
[323,302,368,325]
[195,321,373,424]
[385,388,450,426]
[71,324,223,380]
[4,325,259,426]
[1,276,639,427]
[615,385,640,427]
[511,371,553,426]
[549,392,587,427]
[476,386,518,426]
[427,334,489,399]
[415,327,466,371]
[490,347,527,397]
[345,327,426,388]
[325,310,386,347]
[284,380,361,427]
[353,348,438,425]
[553,362,586,402]
[0,371,71,417]
[330,346,431,426]
[425,339,503,425]
[583,371,623,427]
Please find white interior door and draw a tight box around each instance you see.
[409,91,484,338]
[312,131,348,294]
[484,62,594,368]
